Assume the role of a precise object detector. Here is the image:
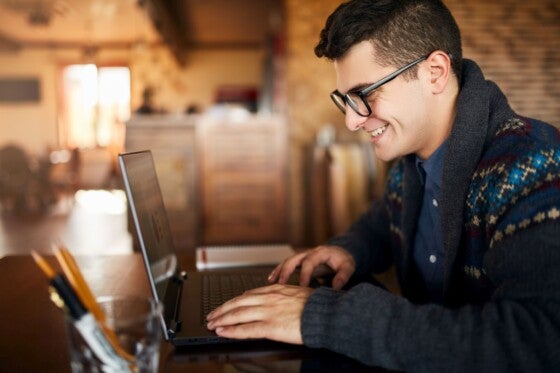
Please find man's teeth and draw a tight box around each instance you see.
[371,124,389,137]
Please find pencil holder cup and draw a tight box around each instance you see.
[65,296,163,373]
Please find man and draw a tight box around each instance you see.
[207,0,560,370]
[136,87,156,114]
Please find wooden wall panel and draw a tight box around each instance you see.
[198,115,288,245]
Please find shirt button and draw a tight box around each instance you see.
[432,199,438,207]
[429,255,437,263]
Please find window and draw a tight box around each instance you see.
[61,65,130,148]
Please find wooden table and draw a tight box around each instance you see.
[0,254,376,372]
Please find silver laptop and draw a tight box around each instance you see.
[118,150,297,346]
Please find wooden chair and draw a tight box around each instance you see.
[0,144,51,214]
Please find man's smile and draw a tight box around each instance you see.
[369,123,389,138]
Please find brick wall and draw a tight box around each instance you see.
[448,0,560,125]
[285,0,560,245]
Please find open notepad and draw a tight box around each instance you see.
[195,244,295,270]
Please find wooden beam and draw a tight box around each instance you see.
[0,32,21,53]
[140,0,188,66]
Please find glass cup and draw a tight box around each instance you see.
[65,295,163,373]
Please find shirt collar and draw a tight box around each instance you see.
[415,140,448,187]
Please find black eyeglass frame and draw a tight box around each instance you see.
[330,54,430,117]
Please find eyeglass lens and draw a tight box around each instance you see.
[331,93,347,114]
[346,93,369,116]
[330,91,369,116]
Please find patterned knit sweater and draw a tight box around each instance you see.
[301,60,560,371]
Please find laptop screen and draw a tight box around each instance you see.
[118,150,178,303]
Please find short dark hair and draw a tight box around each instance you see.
[315,0,462,79]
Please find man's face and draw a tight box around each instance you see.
[334,41,438,161]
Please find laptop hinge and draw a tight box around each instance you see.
[168,319,181,336]
[173,271,187,282]
[164,272,186,337]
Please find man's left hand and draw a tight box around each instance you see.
[206,284,314,345]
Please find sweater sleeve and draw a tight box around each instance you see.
[301,222,560,372]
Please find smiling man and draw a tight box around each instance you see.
[207,0,560,370]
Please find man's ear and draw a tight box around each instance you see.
[426,51,452,94]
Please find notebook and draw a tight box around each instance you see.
[196,244,295,270]
[118,150,296,346]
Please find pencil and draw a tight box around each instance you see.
[53,245,135,362]
[31,250,132,369]
[31,250,91,322]
[54,247,105,321]
[31,250,56,279]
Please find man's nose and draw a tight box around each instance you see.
[345,109,368,132]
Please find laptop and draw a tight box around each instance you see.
[118,150,298,346]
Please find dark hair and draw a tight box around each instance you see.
[315,0,462,79]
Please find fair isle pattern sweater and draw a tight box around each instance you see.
[301,60,560,372]
[466,117,560,250]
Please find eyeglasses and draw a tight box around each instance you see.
[330,54,429,117]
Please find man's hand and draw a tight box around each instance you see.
[268,245,356,290]
[206,284,313,344]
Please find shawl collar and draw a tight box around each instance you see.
[440,59,514,296]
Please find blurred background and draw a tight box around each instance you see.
[0,0,558,258]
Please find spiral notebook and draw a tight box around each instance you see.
[196,244,295,270]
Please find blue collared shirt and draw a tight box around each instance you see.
[413,141,447,302]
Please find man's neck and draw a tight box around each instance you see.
[418,78,459,160]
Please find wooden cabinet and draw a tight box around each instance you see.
[124,115,198,251]
[125,113,289,250]
[197,115,288,245]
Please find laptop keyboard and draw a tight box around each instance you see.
[201,271,270,324]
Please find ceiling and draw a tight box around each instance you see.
[0,0,281,63]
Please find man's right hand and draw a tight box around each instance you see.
[268,245,356,290]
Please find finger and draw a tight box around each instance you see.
[207,292,267,320]
[267,263,282,283]
[329,256,356,289]
[209,284,299,321]
[207,305,269,330]
[299,250,331,287]
[267,260,295,283]
[214,321,269,340]
[276,252,308,284]
[331,270,351,290]
[216,322,303,345]
[241,285,308,304]
[241,283,286,296]
[206,284,285,320]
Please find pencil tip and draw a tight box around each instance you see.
[30,250,40,261]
